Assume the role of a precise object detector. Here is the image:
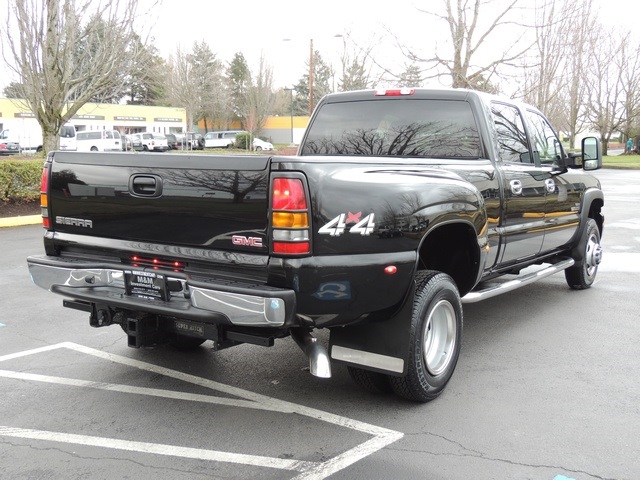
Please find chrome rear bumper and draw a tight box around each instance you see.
[27,255,294,327]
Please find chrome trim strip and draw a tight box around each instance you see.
[189,287,285,326]
[28,263,287,327]
[462,258,575,304]
[331,345,405,374]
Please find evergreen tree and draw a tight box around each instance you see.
[188,41,227,131]
[398,64,423,88]
[2,82,24,98]
[293,50,333,115]
[227,53,251,118]
[124,37,167,105]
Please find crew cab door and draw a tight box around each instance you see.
[491,102,548,264]
[524,109,582,252]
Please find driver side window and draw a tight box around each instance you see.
[526,111,563,165]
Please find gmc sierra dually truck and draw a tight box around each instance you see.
[27,88,604,402]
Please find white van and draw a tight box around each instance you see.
[59,123,77,151]
[204,130,244,148]
[76,130,121,152]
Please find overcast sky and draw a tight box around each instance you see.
[1,0,638,93]
[141,0,640,89]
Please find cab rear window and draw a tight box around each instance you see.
[301,99,483,158]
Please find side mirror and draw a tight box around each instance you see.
[582,137,602,171]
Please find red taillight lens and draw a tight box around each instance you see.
[40,165,49,228]
[272,178,307,210]
[273,241,310,255]
[40,166,49,193]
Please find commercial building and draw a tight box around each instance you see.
[0,98,187,150]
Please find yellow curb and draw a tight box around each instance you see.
[0,215,42,228]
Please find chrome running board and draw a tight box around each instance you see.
[462,258,575,304]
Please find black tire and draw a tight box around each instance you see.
[389,271,463,402]
[255,146,262,151]
[90,146,98,151]
[565,218,602,289]
[347,366,393,394]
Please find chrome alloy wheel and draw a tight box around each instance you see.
[585,231,603,277]
[423,299,457,376]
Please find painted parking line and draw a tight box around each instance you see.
[0,426,316,472]
[0,342,403,480]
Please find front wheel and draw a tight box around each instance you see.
[390,271,463,402]
[565,218,602,289]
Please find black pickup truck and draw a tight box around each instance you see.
[27,88,604,402]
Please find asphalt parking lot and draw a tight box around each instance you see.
[0,168,638,480]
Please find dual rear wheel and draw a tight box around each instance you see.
[348,271,463,402]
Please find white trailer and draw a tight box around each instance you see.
[0,115,44,152]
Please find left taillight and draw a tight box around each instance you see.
[270,177,311,255]
[40,164,50,228]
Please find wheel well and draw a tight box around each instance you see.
[417,223,480,296]
[588,199,604,236]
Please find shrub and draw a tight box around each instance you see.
[235,132,253,150]
[0,158,44,203]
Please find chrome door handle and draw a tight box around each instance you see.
[510,179,523,195]
[545,178,556,193]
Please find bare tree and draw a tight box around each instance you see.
[405,0,532,90]
[619,37,640,147]
[520,0,578,126]
[1,0,148,153]
[584,29,627,155]
[236,55,276,143]
[166,47,200,131]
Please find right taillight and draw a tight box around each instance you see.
[40,164,50,228]
[271,177,310,255]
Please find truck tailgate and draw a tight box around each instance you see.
[48,152,270,253]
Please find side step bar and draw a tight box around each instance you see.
[462,258,575,304]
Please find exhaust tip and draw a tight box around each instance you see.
[290,328,332,378]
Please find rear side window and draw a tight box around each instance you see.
[491,102,530,164]
[60,125,75,138]
[300,99,483,158]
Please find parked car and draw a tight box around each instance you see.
[165,133,180,150]
[132,133,169,152]
[0,136,20,155]
[191,133,205,150]
[253,137,274,151]
[59,122,77,151]
[126,134,143,151]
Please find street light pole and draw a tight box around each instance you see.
[284,87,294,146]
[309,39,314,116]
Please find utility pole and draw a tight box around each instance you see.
[309,39,314,116]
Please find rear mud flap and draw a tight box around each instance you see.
[329,289,414,377]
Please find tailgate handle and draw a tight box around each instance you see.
[130,175,163,197]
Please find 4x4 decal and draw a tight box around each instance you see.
[319,212,375,237]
